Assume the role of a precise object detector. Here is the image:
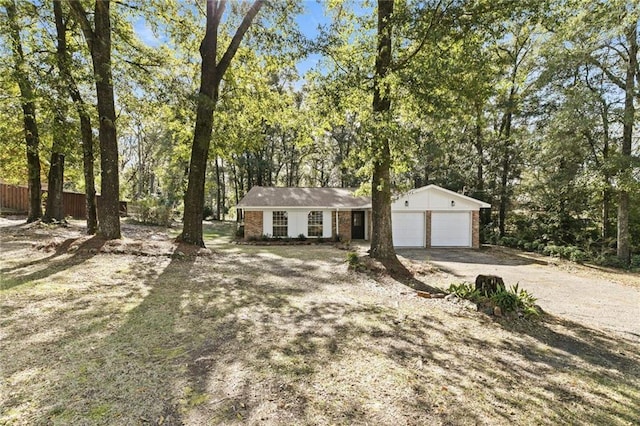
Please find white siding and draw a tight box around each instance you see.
[262,210,272,236]
[391,186,485,211]
[262,209,333,238]
[322,211,332,237]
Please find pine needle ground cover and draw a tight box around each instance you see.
[1,219,638,425]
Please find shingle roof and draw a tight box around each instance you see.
[237,186,371,209]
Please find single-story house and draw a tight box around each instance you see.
[236,184,490,248]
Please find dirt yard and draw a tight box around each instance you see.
[396,247,640,342]
[1,218,639,425]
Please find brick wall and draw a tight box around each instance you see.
[425,211,432,248]
[472,210,480,249]
[244,210,263,239]
[338,210,351,241]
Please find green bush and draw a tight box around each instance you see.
[567,247,586,263]
[491,287,520,312]
[491,284,539,318]
[631,255,640,270]
[448,282,540,318]
[297,233,307,241]
[203,205,214,220]
[345,252,360,269]
[131,197,172,226]
[447,282,481,300]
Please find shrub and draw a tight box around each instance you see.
[235,226,244,238]
[297,233,307,241]
[448,282,540,318]
[491,284,539,318]
[202,205,214,220]
[631,255,640,270]
[567,247,586,263]
[131,197,172,226]
[345,252,360,269]
[543,245,562,257]
[447,282,481,300]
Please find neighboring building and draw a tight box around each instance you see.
[236,184,490,248]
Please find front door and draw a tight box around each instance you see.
[351,211,365,240]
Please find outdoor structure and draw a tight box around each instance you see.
[237,184,490,248]
[0,182,127,218]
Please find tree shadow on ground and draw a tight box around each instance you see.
[3,242,639,425]
[379,256,442,293]
[0,236,105,290]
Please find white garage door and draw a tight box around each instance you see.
[431,212,471,247]
[392,212,425,247]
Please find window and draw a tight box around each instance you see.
[308,211,323,237]
[272,211,288,237]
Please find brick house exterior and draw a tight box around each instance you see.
[238,185,489,247]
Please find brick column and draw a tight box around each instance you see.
[338,210,351,241]
[425,211,432,248]
[244,210,263,240]
[472,210,480,249]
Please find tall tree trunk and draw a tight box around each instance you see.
[220,157,226,220]
[43,141,65,223]
[601,102,611,241]
[6,0,42,222]
[498,85,515,238]
[54,1,97,234]
[80,112,98,234]
[617,24,637,265]
[69,0,120,239]
[370,0,398,263]
[92,1,120,239]
[180,0,263,246]
[43,101,67,224]
[474,100,484,193]
[215,156,221,220]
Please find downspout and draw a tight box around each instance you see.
[335,208,339,239]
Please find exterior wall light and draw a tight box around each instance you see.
[405,200,409,207]
[451,200,455,207]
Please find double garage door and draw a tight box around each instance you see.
[392,211,471,247]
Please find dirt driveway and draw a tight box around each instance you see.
[398,247,640,341]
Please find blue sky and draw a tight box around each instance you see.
[132,1,330,77]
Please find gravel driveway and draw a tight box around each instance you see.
[397,247,640,341]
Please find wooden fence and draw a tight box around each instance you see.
[0,183,127,218]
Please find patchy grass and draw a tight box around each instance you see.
[1,218,639,425]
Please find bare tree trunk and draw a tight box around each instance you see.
[617,24,637,266]
[180,0,263,246]
[369,0,398,263]
[220,157,226,220]
[92,1,120,239]
[601,103,610,241]
[6,0,42,223]
[215,156,221,220]
[498,91,514,238]
[69,0,120,239]
[54,1,97,234]
[43,145,65,223]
